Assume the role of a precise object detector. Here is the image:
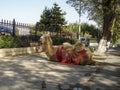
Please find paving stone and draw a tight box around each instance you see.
[0,48,119,90]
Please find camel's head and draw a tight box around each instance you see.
[40,34,53,46]
[40,34,55,59]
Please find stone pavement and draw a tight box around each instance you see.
[0,48,119,90]
[86,48,120,90]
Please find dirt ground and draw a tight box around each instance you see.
[0,47,119,90]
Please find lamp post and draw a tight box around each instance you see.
[75,0,81,39]
[78,0,81,40]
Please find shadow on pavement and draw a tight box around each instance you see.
[0,47,119,90]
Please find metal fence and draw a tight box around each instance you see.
[0,19,41,47]
[0,19,32,36]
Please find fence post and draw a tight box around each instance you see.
[35,25,38,42]
[1,19,3,25]
[12,19,16,37]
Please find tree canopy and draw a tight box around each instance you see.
[36,3,66,36]
[66,0,120,42]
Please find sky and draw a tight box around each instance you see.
[0,0,96,25]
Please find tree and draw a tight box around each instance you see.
[65,23,78,33]
[63,23,79,38]
[51,3,66,36]
[112,11,120,45]
[39,7,52,32]
[66,0,120,54]
[36,3,66,36]
[81,23,90,36]
[64,22,100,39]
[30,25,35,35]
[81,23,93,37]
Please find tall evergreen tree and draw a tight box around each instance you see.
[39,7,52,32]
[36,3,66,36]
[51,3,66,36]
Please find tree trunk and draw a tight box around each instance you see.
[95,0,117,54]
[95,38,107,54]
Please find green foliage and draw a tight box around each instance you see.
[65,23,79,33]
[30,26,36,35]
[66,0,119,27]
[20,36,30,47]
[36,3,66,35]
[39,7,52,32]
[52,37,77,45]
[65,22,102,42]
[81,23,97,37]
[67,0,120,44]
[51,3,66,33]
[112,7,120,44]
[0,35,21,48]
[0,35,42,48]
[112,28,120,44]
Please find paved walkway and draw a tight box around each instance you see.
[87,48,120,90]
[0,48,119,90]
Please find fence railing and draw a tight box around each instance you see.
[0,19,31,27]
[0,19,33,36]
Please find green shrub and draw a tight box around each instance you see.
[19,36,30,47]
[52,37,77,45]
[0,35,21,48]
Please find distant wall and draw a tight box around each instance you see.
[0,47,37,57]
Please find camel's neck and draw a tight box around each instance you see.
[42,43,54,56]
